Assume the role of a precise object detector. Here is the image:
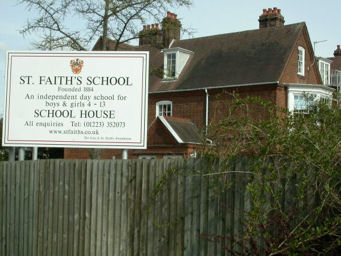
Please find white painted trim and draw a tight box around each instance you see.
[283,83,335,92]
[205,89,209,134]
[158,116,183,143]
[162,47,194,55]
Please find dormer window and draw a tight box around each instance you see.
[162,47,194,80]
[298,46,305,76]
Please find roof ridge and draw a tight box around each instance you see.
[174,22,305,43]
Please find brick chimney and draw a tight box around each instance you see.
[334,45,341,57]
[139,12,181,48]
[259,7,285,28]
[139,23,163,48]
[162,11,181,47]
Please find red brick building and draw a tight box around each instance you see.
[65,8,334,159]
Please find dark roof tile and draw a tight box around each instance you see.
[96,23,304,92]
[163,116,202,144]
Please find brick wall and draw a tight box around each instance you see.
[280,28,321,85]
[149,90,206,127]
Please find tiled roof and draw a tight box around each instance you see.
[159,116,202,144]
[95,23,305,92]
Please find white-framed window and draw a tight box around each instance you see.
[331,70,341,91]
[156,101,172,117]
[318,60,330,85]
[298,46,305,76]
[166,53,176,78]
[287,85,333,113]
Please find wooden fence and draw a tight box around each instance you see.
[0,158,273,255]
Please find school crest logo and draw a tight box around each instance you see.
[70,58,84,74]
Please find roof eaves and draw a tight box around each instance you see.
[283,83,335,92]
[150,81,279,94]
[162,47,194,55]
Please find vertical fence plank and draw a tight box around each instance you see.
[175,158,185,256]
[225,163,235,255]
[61,160,70,256]
[67,161,75,256]
[139,159,149,255]
[46,160,54,256]
[51,160,60,256]
[183,160,193,256]
[41,160,50,256]
[154,159,163,256]
[14,161,21,256]
[90,161,98,256]
[132,160,141,256]
[107,160,116,256]
[7,162,14,256]
[127,160,137,256]
[0,162,6,256]
[113,160,122,256]
[168,160,177,256]
[73,160,84,256]
[30,161,38,256]
[95,161,104,256]
[18,161,25,256]
[191,159,201,256]
[147,159,156,256]
[199,162,209,256]
[83,160,92,256]
[101,161,110,256]
[36,160,45,256]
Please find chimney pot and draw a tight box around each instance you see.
[147,25,150,30]
[151,24,155,29]
[259,7,284,28]
[156,24,159,29]
[143,25,146,30]
[338,45,340,49]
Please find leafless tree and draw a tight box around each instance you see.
[18,0,192,50]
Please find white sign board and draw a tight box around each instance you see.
[2,51,149,149]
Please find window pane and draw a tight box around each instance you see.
[294,95,307,110]
[298,47,305,75]
[156,102,172,117]
[166,53,176,77]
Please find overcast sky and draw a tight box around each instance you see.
[1,0,340,116]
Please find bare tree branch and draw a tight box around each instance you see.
[18,0,192,50]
